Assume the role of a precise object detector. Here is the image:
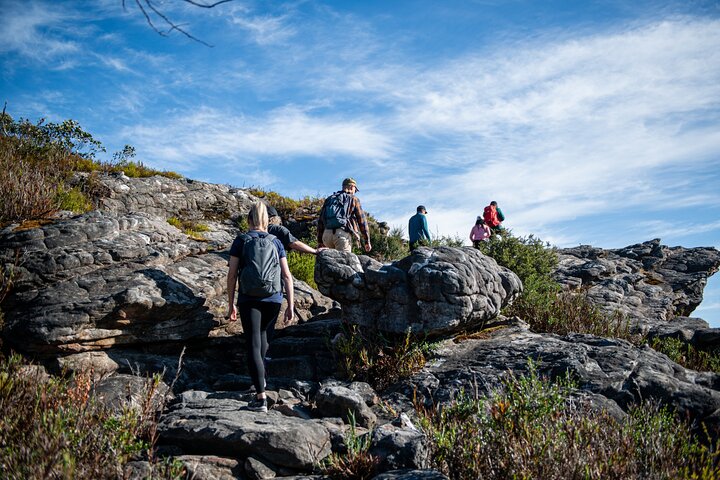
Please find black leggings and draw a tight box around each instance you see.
[238,301,281,394]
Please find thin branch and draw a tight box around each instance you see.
[128,0,234,47]
[1,102,8,137]
[145,0,212,47]
[182,0,234,8]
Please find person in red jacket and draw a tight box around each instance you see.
[483,201,505,234]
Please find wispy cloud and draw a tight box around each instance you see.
[121,106,394,173]
[0,0,79,63]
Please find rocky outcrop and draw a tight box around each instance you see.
[80,172,256,221]
[389,319,720,435]
[314,247,522,335]
[4,171,720,478]
[555,239,720,332]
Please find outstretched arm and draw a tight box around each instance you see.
[280,257,294,323]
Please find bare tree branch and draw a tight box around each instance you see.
[126,0,235,47]
[1,102,8,137]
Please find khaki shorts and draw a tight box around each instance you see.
[322,228,353,252]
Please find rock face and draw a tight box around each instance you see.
[555,239,720,332]
[314,247,522,334]
[0,175,336,361]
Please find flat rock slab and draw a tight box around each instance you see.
[158,391,332,470]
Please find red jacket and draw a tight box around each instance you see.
[483,205,500,227]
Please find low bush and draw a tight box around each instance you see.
[0,354,184,479]
[650,336,720,373]
[366,226,407,262]
[475,232,558,284]
[287,250,317,289]
[476,232,636,341]
[320,411,378,480]
[0,111,180,225]
[418,362,719,479]
[167,217,209,239]
[331,325,432,391]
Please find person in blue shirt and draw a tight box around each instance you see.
[408,205,431,251]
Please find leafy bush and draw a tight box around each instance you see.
[331,325,432,391]
[0,354,184,479]
[56,185,93,214]
[650,336,720,373]
[475,232,558,284]
[367,226,407,262]
[418,363,719,479]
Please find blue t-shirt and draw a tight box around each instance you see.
[229,230,286,304]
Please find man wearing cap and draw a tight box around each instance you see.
[266,205,323,255]
[317,178,372,253]
[408,205,431,251]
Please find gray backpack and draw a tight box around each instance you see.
[239,233,281,297]
[323,191,353,230]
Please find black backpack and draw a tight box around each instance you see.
[323,191,353,230]
[239,233,281,297]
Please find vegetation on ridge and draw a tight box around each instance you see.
[0,110,180,226]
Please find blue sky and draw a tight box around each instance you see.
[2,0,719,324]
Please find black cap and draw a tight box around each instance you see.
[417,205,427,213]
[266,205,279,217]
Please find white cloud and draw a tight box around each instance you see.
[122,106,394,174]
[340,17,720,246]
[0,0,79,62]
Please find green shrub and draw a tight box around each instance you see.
[0,354,183,479]
[475,232,635,340]
[418,362,719,479]
[56,185,93,214]
[167,217,209,239]
[367,226,407,262]
[650,337,720,373]
[331,325,433,391]
[287,250,317,289]
[475,231,558,284]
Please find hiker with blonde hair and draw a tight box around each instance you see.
[227,202,294,412]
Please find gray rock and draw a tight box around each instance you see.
[555,239,720,332]
[314,384,378,428]
[246,455,279,480]
[177,455,243,480]
[92,373,171,413]
[369,424,431,472]
[158,392,332,470]
[314,247,522,335]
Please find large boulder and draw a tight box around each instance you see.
[314,247,522,335]
[555,239,720,332]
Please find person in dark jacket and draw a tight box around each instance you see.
[408,205,431,251]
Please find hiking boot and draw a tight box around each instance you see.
[247,397,268,412]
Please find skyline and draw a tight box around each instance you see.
[2,0,719,323]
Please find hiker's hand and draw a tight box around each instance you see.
[226,304,237,322]
[284,306,294,323]
[364,242,371,252]
[316,246,328,254]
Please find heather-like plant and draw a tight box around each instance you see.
[320,411,379,480]
[0,354,185,479]
[650,336,720,373]
[332,325,432,391]
[418,363,719,480]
